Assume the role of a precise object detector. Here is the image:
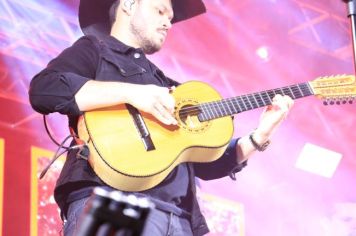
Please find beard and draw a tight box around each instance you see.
[129,21,162,54]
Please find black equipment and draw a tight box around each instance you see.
[75,187,154,236]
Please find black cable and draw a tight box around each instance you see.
[43,115,70,150]
[39,134,74,179]
[40,114,88,179]
[40,115,90,179]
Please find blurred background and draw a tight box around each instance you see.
[0,0,355,235]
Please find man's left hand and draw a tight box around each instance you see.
[254,94,294,141]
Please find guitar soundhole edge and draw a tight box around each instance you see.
[175,100,210,133]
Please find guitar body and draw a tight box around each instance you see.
[78,81,234,192]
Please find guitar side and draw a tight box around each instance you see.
[78,81,234,191]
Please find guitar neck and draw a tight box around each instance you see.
[198,82,314,122]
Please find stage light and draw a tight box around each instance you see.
[256,46,271,62]
[295,143,342,178]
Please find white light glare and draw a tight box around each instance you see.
[256,46,270,61]
[295,143,342,178]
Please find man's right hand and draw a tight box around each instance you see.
[125,84,177,125]
[75,81,177,126]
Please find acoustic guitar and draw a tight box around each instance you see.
[77,75,356,191]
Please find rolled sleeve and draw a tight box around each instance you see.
[29,36,99,116]
[193,138,247,181]
[29,71,90,116]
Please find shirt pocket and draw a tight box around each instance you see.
[97,53,146,83]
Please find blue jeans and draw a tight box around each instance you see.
[63,197,194,236]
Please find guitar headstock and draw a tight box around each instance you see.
[309,75,356,105]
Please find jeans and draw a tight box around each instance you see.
[63,197,194,236]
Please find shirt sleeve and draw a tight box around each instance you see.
[29,36,99,116]
[193,138,248,181]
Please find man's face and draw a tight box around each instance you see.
[129,0,173,54]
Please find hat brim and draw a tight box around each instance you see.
[79,0,206,36]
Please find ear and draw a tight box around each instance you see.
[121,0,136,15]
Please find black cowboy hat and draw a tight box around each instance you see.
[79,0,206,36]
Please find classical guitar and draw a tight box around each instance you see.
[77,75,356,191]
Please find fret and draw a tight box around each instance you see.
[232,97,243,112]
[219,101,229,116]
[218,101,227,116]
[291,85,302,98]
[227,99,238,113]
[262,91,272,104]
[204,103,214,119]
[297,84,304,97]
[267,90,276,101]
[254,93,264,107]
[236,96,248,111]
[300,83,313,96]
[306,83,313,95]
[218,102,227,116]
[240,96,249,110]
[199,104,207,120]
[293,84,303,98]
[199,105,208,121]
[257,92,267,106]
[216,102,224,118]
[248,94,258,108]
[211,102,220,118]
[198,103,215,121]
[281,87,292,98]
[291,86,299,98]
[253,93,262,107]
[224,100,234,115]
[242,95,253,109]
[277,88,285,96]
[287,86,296,99]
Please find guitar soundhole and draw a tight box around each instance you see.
[177,104,209,132]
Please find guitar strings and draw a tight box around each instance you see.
[177,85,311,117]
[175,77,355,117]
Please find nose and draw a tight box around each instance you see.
[163,17,172,30]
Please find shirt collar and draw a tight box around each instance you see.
[103,35,143,55]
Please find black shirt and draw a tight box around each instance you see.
[29,35,247,236]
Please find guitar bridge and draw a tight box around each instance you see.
[126,104,155,151]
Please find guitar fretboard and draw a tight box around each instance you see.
[197,82,314,122]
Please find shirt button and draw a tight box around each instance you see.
[134,53,141,59]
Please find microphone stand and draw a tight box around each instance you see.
[343,0,356,73]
